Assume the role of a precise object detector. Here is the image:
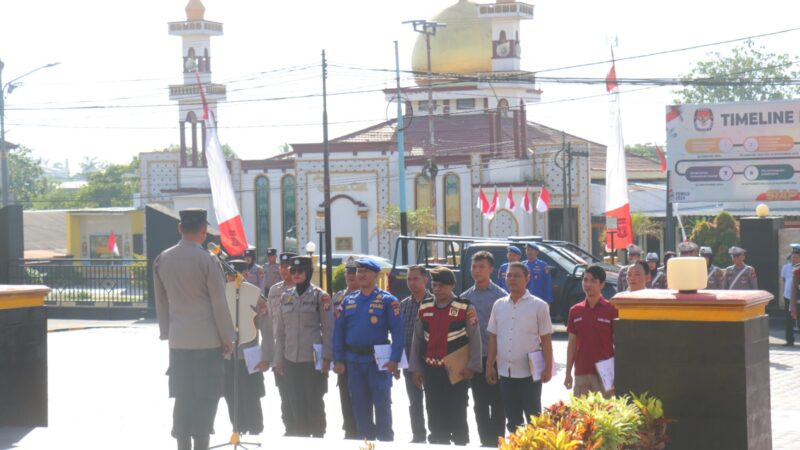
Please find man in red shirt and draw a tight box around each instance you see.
[564,264,618,398]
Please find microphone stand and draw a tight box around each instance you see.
[209,250,261,450]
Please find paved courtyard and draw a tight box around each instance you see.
[0,319,798,449]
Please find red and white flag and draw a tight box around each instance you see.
[605,62,633,249]
[536,187,550,213]
[522,190,533,214]
[654,143,667,173]
[107,231,119,256]
[486,187,499,219]
[197,72,248,256]
[505,188,516,211]
[479,187,491,215]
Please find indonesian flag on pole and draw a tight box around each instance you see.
[522,189,533,214]
[197,72,248,256]
[486,187,499,220]
[107,231,119,256]
[654,143,667,173]
[536,187,550,213]
[479,187,491,215]
[505,188,516,211]
[605,62,633,249]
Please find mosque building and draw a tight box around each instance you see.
[137,0,663,261]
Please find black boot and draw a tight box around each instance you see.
[177,436,191,450]
[192,435,210,450]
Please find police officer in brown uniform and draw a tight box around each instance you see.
[616,244,642,292]
[243,246,266,292]
[265,252,297,436]
[332,257,359,439]
[154,209,235,450]
[700,246,724,289]
[724,247,758,290]
[274,256,334,437]
[263,248,281,292]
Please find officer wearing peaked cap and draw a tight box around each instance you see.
[678,241,700,257]
[263,248,281,292]
[524,243,553,303]
[331,256,360,439]
[333,257,404,442]
[274,255,334,437]
[616,244,642,292]
[265,251,298,436]
[700,246,724,289]
[724,247,758,290]
[497,245,522,291]
[154,208,235,450]
[243,246,267,292]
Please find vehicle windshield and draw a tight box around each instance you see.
[541,246,579,274]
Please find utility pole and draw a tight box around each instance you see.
[394,41,409,264]
[404,20,445,234]
[664,170,675,253]
[321,50,333,294]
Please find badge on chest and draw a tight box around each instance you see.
[449,307,459,317]
[370,315,379,325]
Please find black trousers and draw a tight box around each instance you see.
[785,299,798,345]
[283,359,327,437]
[423,365,469,446]
[499,376,542,433]
[337,373,358,438]
[273,371,296,435]
[168,348,224,440]
[471,358,506,445]
[223,359,265,435]
[403,369,428,441]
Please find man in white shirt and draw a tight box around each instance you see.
[485,262,554,433]
[781,246,800,346]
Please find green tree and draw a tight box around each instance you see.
[689,211,739,267]
[375,204,436,237]
[675,40,800,103]
[625,143,661,162]
[631,212,662,243]
[8,146,54,208]
[74,160,139,207]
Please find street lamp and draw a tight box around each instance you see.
[1,60,60,207]
[305,241,317,256]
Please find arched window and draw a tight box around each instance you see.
[281,175,297,244]
[415,174,432,211]
[443,173,461,235]
[254,176,270,263]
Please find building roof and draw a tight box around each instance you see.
[23,210,68,254]
[590,151,665,181]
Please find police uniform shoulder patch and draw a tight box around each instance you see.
[466,307,477,326]
[391,300,400,317]
[322,294,331,311]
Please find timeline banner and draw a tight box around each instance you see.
[667,100,800,202]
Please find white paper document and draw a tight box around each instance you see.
[595,357,615,392]
[527,351,557,381]
[312,343,334,371]
[374,344,409,371]
[242,345,262,375]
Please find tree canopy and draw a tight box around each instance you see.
[8,146,54,206]
[675,40,800,104]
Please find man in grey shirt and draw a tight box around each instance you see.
[461,251,507,447]
[154,208,235,450]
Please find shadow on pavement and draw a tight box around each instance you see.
[0,427,35,448]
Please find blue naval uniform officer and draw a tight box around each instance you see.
[333,258,404,442]
[497,245,523,291]
[524,243,553,303]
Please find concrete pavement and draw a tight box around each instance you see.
[0,319,798,449]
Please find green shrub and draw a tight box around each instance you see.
[331,263,346,292]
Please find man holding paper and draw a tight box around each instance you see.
[564,265,617,398]
[409,267,482,446]
[332,258,404,442]
[485,262,553,433]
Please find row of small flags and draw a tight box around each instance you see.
[476,187,550,219]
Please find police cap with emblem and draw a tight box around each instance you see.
[355,258,381,273]
[728,246,746,256]
[525,242,540,251]
[790,243,800,254]
[344,256,358,273]
[699,246,713,256]
[279,252,297,265]
[179,208,207,227]
[290,255,313,269]
[267,248,277,257]
[227,259,249,273]
[507,246,522,256]
[430,266,456,285]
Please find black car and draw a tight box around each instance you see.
[387,235,618,322]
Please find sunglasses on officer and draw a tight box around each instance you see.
[289,266,307,274]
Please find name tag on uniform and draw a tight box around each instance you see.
[574,317,583,323]
[371,303,384,310]
[422,312,435,317]
[345,304,357,310]
[597,318,611,324]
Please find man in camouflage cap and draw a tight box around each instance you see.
[700,247,724,289]
[616,244,642,292]
[724,247,758,290]
[678,241,700,257]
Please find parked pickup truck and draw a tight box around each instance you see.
[387,235,619,322]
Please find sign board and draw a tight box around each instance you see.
[606,215,618,230]
[667,100,800,202]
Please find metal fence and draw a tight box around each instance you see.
[10,259,149,308]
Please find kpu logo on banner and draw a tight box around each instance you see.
[694,108,714,131]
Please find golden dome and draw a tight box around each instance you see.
[186,0,205,21]
[411,0,492,84]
